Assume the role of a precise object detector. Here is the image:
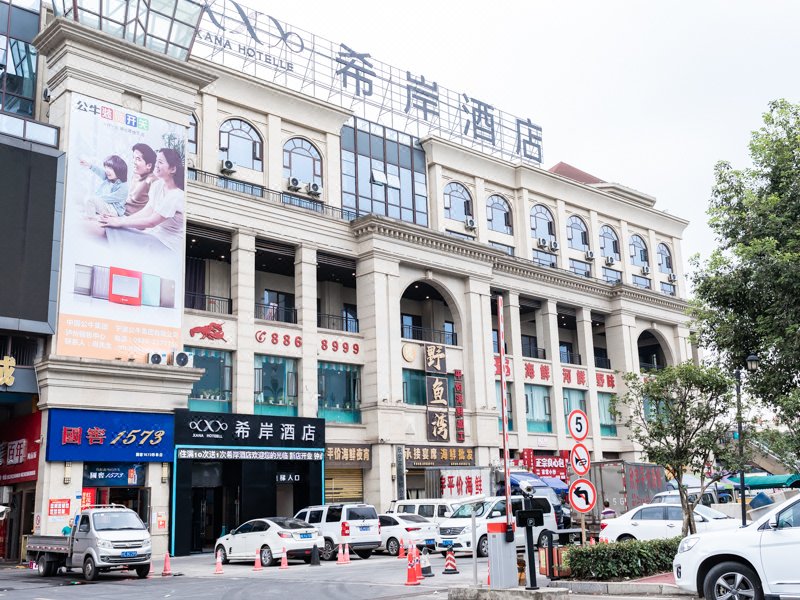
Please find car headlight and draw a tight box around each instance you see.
[461,526,471,535]
[96,538,113,549]
[142,535,152,547]
[677,537,700,553]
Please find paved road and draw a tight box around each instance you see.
[0,552,691,599]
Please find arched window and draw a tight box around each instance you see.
[188,114,198,155]
[657,243,673,274]
[282,137,323,187]
[599,225,620,261]
[219,118,263,171]
[629,234,649,267]
[486,195,512,234]
[566,216,589,251]
[444,182,473,221]
[530,205,555,242]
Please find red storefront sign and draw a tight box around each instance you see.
[81,488,97,511]
[522,449,569,482]
[0,412,41,484]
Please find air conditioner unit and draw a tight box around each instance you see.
[585,250,595,261]
[147,352,168,365]
[549,240,560,251]
[220,159,236,175]
[537,237,548,249]
[173,351,194,368]
[642,265,651,275]
[287,176,303,191]
[604,255,615,266]
[305,182,322,197]
[464,216,477,230]
[668,272,678,282]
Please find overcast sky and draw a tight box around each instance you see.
[253,0,800,273]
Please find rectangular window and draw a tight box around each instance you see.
[401,313,422,340]
[598,392,617,437]
[495,381,514,432]
[631,275,651,289]
[318,361,361,424]
[490,241,515,256]
[342,303,359,332]
[186,347,233,413]
[525,384,551,433]
[569,259,591,278]
[660,282,676,296]
[521,334,542,359]
[257,289,296,323]
[563,389,587,428]
[445,229,476,241]
[602,267,622,284]
[254,355,298,416]
[532,250,556,268]
[402,369,426,406]
[443,321,455,346]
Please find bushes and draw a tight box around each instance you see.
[564,537,681,580]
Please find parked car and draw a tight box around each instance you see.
[378,513,438,555]
[601,503,738,542]
[674,495,800,599]
[214,517,323,566]
[294,503,380,560]
[388,498,464,524]
[436,495,557,557]
[651,487,732,506]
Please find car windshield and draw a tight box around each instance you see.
[92,511,145,531]
[398,514,429,523]
[536,487,561,506]
[346,507,377,520]
[270,517,313,529]
[695,505,732,520]
[451,501,492,518]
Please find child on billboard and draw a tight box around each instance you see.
[80,155,129,216]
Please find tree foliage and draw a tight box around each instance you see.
[691,99,800,457]
[611,363,745,536]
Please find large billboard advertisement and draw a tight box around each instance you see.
[56,94,186,360]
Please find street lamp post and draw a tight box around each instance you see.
[735,353,760,527]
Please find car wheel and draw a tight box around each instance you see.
[321,538,337,561]
[37,559,52,577]
[260,545,275,567]
[354,549,372,560]
[215,545,229,565]
[135,564,150,579]
[617,534,636,542]
[538,530,552,548]
[477,535,489,558]
[386,538,400,556]
[83,556,98,582]
[704,561,764,600]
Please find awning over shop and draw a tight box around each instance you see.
[539,476,569,494]
[730,473,800,490]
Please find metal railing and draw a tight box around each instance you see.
[595,356,612,369]
[521,346,546,360]
[318,313,360,333]
[639,361,664,371]
[254,303,298,324]
[559,351,582,365]
[184,292,232,314]
[401,325,458,345]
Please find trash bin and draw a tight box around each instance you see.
[749,492,774,510]
[538,544,571,579]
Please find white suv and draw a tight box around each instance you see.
[295,504,380,561]
[436,495,557,557]
[673,495,800,599]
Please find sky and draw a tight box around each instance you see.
[243,1,800,273]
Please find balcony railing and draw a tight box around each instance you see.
[402,325,458,346]
[559,351,582,365]
[521,347,546,360]
[318,313,360,333]
[595,356,612,369]
[639,361,665,371]
[255,303,298,324]
[185,292,232,314]
[188,168,365,223]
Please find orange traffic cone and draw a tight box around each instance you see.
[404,548,419,586]
[589,537,596,546]
[397,537,406,559]
[442,549,459,574]
[279,547,289,569]
[336,542,346,564]
[253,549,262,571]
[214,550,224,575]
[414,547,423,582]
[161,552,172,576]
[344,541,351,563]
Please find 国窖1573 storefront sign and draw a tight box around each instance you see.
[193,0,543,167]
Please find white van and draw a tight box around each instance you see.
[389,498,465,524]
[294,503,380,561]
[436,495,557,557]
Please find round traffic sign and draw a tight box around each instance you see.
[568,478,597,514]
[567,410,589,441]
[570,443,591,476]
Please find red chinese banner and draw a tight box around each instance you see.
[81,488,97,511]
[523,449,569,482]
[48,498,71,517]
[0,412,41,484]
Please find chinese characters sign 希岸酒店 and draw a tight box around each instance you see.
[46,409,174,462]
[0,412,41,484]
[404,445,475,467]
[325,444,372,468]
[193,2,543,168]
[173,409,325,449]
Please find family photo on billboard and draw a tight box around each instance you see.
[56,94,187,360]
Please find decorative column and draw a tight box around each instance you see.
[295,243,318,418]
[505,291,528,450]
[232,229,255,414]
[576,307,603,458]
[541,299,568,448]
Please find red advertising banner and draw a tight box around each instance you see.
[0,412,41,484]
[81,488,97,511]
[522,449,569,482]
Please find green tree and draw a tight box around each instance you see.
[691,99,800,458]
[611,363,745,536]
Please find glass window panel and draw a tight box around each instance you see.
[416,210,427,227]
[356,129,370,152]
[343,193,356,208]
[385,139,398,164]
[170,22,195,47]
[370,133,383,160]
[387,203,400,219]
[15,0,41,12]
[24,120,56,145]
[413,148,425,173]
[357,154,371,194]
[341,126,354,152]
[343,175,355,193]
[399,145,411,169]
[9,6,39,42]
[146,10,171,38]
[0,5,9,35]
[401,208,413,222]
[5,39,37,98]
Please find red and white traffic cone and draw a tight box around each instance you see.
[214,550,224,575]
[252,549,262,571]
[404,547,419,586]
[442,549,459,574]
[279,547,289,570]
[343,541,351,564]
[336,542,347,564]
[397,537,406,559]
[161,552,172,576]
[414,547,423,582]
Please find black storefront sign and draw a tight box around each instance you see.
[174,409,325,448]
[404,445,476,467]
[424,344,447,374]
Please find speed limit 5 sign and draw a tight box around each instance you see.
[568,409,589,442]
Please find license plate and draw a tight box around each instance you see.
[441,540,453,547]
[300,533,312,539]
[121,551,138,558]
[425,539,434,545]
[359,526,370,532]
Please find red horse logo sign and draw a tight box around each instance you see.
[189,322,227,342]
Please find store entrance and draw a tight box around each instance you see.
[191,487,223,552]
[190,461,240,553]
